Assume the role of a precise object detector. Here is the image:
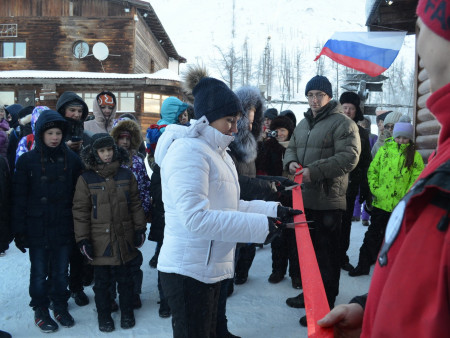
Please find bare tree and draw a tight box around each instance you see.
[214,45,241,90]
[241,38,252,86]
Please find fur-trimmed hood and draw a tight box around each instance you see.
[110,119,143,152]
[80,143,129,170]
[229,86,265,164]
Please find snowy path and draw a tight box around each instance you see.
[0,221,372,337]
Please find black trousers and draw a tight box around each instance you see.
[93,262,133,316]
[270,228,300,278]
[160,272,221,338]
[357,206,391,268]
[339,188,359,266]
[234,243,255,278]
[305,208,343,308]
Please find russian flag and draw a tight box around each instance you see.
[314,32,406,77]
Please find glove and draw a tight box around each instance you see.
[14,233,28,253]
[77,239,94,261]
[134,229,146,248]
[264,217,286,245]
[277,205,303,222]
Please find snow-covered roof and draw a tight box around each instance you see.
[0,68,181,81]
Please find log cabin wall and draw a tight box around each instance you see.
[134,14,168,74]
[0,17,136,73]
[414,55,441,163]
[0,0,169,74]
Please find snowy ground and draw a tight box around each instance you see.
[0,220,373,337]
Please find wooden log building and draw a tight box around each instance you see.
[366,0,440,162]
[0,0,187,131]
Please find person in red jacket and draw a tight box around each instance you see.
[317,1,450,337]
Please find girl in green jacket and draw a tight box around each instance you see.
[349,118,424,276]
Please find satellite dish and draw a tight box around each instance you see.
[93,42,109,61]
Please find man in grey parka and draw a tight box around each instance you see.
[282,75,361,326]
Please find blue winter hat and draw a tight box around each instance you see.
[305,75,333,98]
[193,77,243,123]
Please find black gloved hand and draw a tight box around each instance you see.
[277,205,303,222]
[264,217,287,245]
[134,229,146,248]
[77,239,94,261]
[14,233,28,253]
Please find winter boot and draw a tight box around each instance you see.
[71,290,89,306]
[233,272,248,285]
[98,313,115,332]
[34,307,58,333]
[53,309,75,328]
[286,293,305,308]
[0,330,12,338]
[348,264,370,277]
[299,315,307,327]
[268,272,285,284]
[158,299,171,318]
[120,310,135,329]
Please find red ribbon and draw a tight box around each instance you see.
[292,168,333,337]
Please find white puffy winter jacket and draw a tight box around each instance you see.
[154,116,278,284]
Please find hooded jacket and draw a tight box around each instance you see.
[154,117,278,283]
[56,91,91,149]
[73,144,147,266]
[84,92,117,135]
[12,110,82,247]
[110,119,151,218]
[368,138,424,212]
[283,100,361,210]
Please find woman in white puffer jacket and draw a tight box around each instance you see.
[155,70,299,338]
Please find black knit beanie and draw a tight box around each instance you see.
[305,75,333,98]
[339,91,364,122]
[264,108,278,120]
[193,77,243,123]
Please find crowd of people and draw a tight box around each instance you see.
[0,1,449,336]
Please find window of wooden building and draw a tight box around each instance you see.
[143,93,169,114]
[1,41,26,58]
[0,91,15,105]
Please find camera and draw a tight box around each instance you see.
[71,136,82,142]
[266,130,278,138]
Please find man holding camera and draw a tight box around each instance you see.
[283,75,361,326]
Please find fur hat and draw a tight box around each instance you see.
[417,0,450,41]
[270,115,295,139]
[234,86,265,140]
[305,75,332,98]
[339,92,364,122]
[80,133,129,166]
[264,108,278,120]
[110,119,143,151]
[393,122,414,140]
[280,110,297,126]
[383,111,403,126]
